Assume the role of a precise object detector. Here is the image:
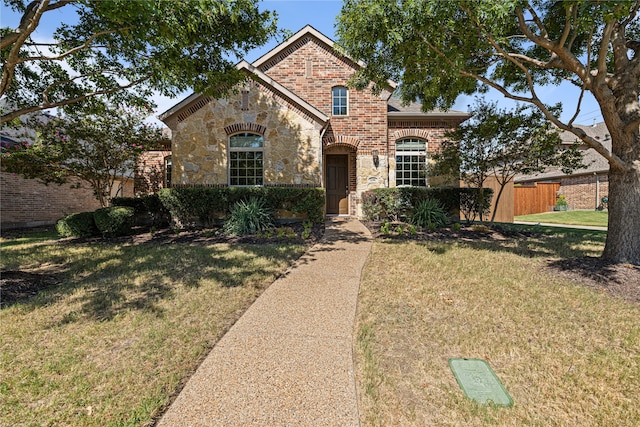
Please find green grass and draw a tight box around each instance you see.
[355,228,639,426]
[1,229,307,426]
[515,210,608,227]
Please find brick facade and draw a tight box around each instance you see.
[160,26,468,217]
[558,173,609,210]
[1,172,136,230]
[1,172,101,230]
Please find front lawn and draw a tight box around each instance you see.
[356,225,639,426]
[1,229,308,426]
[515,210,608,227]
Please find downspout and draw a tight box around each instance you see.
[595,172,599,210]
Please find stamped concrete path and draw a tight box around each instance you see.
[157,218,372,426]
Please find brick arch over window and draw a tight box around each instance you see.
[323,135,360,150]
[224,122,267,136]
[391,129,432,141]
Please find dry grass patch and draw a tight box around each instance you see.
[356,237,640,426]
[1,230,306,426]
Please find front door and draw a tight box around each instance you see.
[326,154,349,215]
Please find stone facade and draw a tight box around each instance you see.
[172,84,323,187]
[160,26,468,217]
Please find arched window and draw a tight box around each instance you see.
[396,138,427,187]
[332,86,348,116]
[229,132,264,186]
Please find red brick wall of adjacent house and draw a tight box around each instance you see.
[0,172,102,229]
[559,173,609,210]
[135,150,171,194]
[259,36,388,151]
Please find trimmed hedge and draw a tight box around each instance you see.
[111,194,170,227]
[56,211,99,237]
[94,206,135,237]
[361,187,493,223]
[158,187,325,228]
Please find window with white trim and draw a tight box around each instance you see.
[395,138,427,187]
[332,86,348,116]
[229,132,264,186]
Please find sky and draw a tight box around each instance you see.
[1,0,604,127]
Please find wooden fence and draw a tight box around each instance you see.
[514,182,560,216]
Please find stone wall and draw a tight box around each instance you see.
[172,83,323,187]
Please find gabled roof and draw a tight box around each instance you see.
[159,60,329,126]
[515,122,611,182]
[253,25,397,92]
[387,97,470,121]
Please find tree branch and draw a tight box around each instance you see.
[525,4,550,40]
[0,73,152,125]
[594,17,617,87]
[557,3,575,49]
[621,0,640,26]
[16,28,128,64]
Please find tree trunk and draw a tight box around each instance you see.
[603,161,640,265]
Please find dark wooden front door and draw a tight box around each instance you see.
[326,155,349,215]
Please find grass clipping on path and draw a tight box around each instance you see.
[356,240,640,426]
[1,233,306,426]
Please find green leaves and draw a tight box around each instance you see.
[1,104,163,206]
[1,0,278,123]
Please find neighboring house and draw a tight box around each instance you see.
[135,129,172,194]
[0,114,134,230]
[159,25,469,217]
[514,121,610,212]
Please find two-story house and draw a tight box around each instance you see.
[159,25,468,217]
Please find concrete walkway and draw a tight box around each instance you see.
[157,218,372,426]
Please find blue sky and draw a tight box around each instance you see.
[1,0,604,126]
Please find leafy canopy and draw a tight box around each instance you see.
[433,99,584,221]
[1,0,279,123]
[1,105,163,207]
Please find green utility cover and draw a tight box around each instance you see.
[448,358,513,407]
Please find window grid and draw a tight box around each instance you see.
[332,87,348,116]
[229,133,264,186]
[396,138,427,187]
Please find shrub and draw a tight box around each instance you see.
[159,187,325,228]
[112,194,170,227]
[94,206,135,237]
[411,198,450,229]
[459,188,493,223]
[361,187,464,222]
[223,198,273,236]
[555,195,569,211]
[56,211,99,237]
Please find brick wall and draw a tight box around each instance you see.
[1,172,101,229]
[135,150,171,194]
[260,36,389,151]
[558,173,609,210]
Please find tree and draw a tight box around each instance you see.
[1,105,162,207]
[433,99,584,222]
[0,0,278,124]
[337,0,640,264]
